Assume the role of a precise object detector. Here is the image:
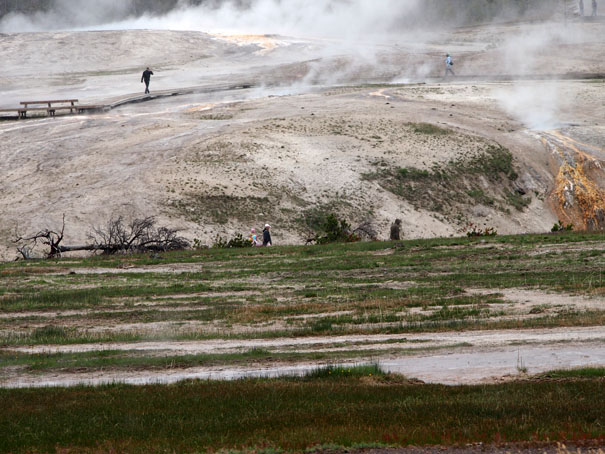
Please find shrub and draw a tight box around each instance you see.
[551,221,574,233]
[466,222,497,237]
[315,214,360,244]
[212,233,253,248]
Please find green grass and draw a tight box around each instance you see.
[538,368,605,379]
[0,374,603,453]
[1,235,605,452]
[1,233,604,347]
[364,144,524,216]
[410,122,452,136]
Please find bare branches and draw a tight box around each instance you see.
[353,219,378,241]
[88,216,189,254]
[13,214,66,259]
[14,215,190,260]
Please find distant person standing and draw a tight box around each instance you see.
[262,224,272,247]
[445,54,455,77]
[141,67,154,94]
[390,219,402,241]
[579,0,585,16]
[592,0,598,16]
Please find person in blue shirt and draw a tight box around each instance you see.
[445,54,455,77]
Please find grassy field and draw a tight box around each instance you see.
[1,233,604,363]
[0,366,604,453]
[1,233,604,452]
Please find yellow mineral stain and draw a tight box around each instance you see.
[211,34,281,54]
[545,131,605,230]
[185,104,215,113]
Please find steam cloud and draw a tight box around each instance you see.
[0,0,586,131]
[0,0,421,38]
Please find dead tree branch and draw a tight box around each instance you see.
[88,216,189,254]
[353,219,378,241]
[14,215,190,259]
[13,214,66,259]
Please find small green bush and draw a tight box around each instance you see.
[315,214,360,244]
[212,234,253,248]
[551,221,574,233]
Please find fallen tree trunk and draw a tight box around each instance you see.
[14,215,190,259]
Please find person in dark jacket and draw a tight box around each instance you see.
[592,0,598,16]
[141,67,154,94]
[390,219,402,241]
[262,224,272,247]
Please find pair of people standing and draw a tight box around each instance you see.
[250,225,272,247]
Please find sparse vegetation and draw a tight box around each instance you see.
[364,144,527,220]
[1,233,604,348]
[0,372,604,453]
[212,233,253,248]
[410,122,451,136]
[172,194,271,225]
[552,220,575,233]
[1,231,604,452]
[466,222,498,237]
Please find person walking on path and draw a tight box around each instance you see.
[579,0,585,16]
[445,54,455,77]
[262,224,272,247]
[592,0,598,16]
[141,67,154,94]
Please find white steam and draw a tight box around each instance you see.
[1,0,421,38]
[0,0,133,32]
[0,0,593,131]
[495,82,565,131]
[494,23,588,130]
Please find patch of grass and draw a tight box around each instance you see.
[538,368,605,379]
[31,325,72,343]
[506,190,531,211]
[410,122,451,136]
[304,363,386,379]
[398,167,430,180]
[172,194,271,225]
[1,233,604,349]
[196,113,234,121]
[467,188,495,206]
[0,378,603,453]
[364,144,525,218]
